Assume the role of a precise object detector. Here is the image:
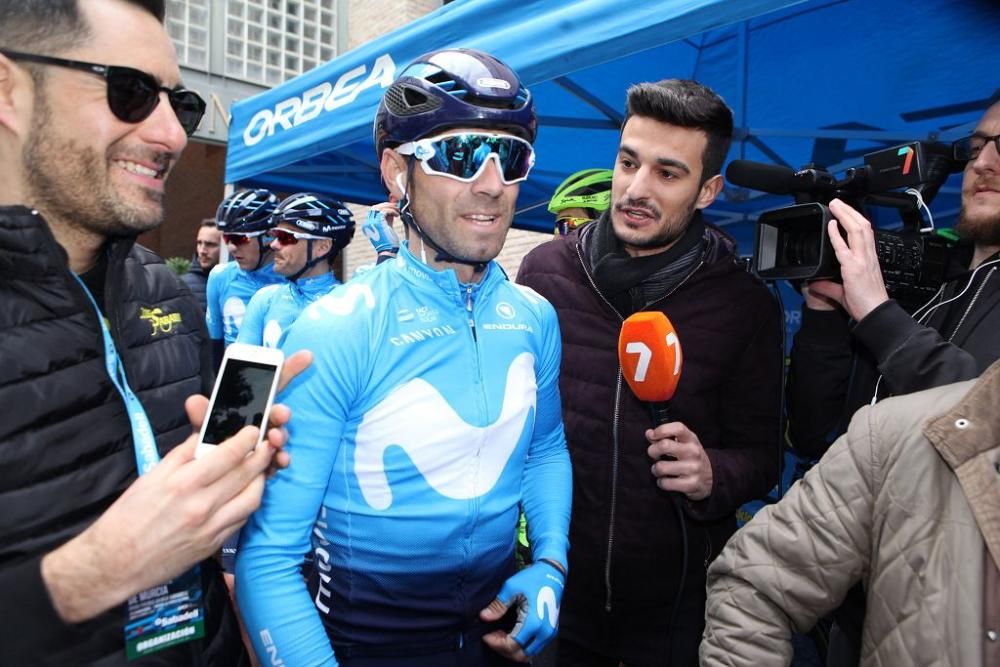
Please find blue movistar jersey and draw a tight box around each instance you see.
[236,243,572,666]
[237,272,340,348]
[205,260,284,346]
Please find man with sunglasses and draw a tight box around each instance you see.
[238,192,356,349]
[236,48,571,667]
[205,188,285,364]
[0,1,305,664]
[783,98,1000,666]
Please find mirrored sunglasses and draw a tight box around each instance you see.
[397,132,535,185]
[270,228,327,246]
[0,49,206,136]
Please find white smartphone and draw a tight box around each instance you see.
[195,343,284,459]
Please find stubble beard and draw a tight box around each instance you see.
[613,197,698,252]
[23,90,166,239]
[408,186,511,264]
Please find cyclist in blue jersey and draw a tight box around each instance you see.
[237,49,572,667]
[205,189,285,362]
[238,192,356,349]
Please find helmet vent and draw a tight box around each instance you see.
[385,83,442,116]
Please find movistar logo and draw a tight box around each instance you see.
[354,353,536,510]
[139,306,183,336]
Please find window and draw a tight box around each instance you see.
[220,0,338,84]
[165,0,211,70]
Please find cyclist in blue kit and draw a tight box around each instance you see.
[236,49,572,667]
[205,188,285,362]
[238,192,356,348]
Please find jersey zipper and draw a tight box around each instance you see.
[466,284,477,341]
[460,281,488,616]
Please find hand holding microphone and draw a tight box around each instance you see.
[645,422,713,501]
[618,312,713,501]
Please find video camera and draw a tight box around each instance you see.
[729,142,966,310]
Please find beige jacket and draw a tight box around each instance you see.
[701,361,1000,666]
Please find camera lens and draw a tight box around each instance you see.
[778,229,821,268]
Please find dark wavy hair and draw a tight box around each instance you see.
[624,79,734,184]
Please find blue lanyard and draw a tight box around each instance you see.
[73,274,161,475]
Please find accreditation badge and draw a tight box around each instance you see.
[124,565,205,660]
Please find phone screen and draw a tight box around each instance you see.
[202,359,279,445]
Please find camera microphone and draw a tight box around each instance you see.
[727,160,837,197]
[727,160,797,194]
[617,311,682,425]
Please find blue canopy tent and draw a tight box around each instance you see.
[225,0,999,251]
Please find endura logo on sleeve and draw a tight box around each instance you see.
[242,54,395,147]
[139,306,183,336]
[259,630,285,666]
[496,302,516,319]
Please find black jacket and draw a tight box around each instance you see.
[517,219,782,662]
[0,206,239,665]
[181,255,210,313]
[787,253,1000,459]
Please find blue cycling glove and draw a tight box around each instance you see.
[362,209,400,254]
[494,560,565,656]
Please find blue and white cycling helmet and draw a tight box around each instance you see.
[374,48,536,160]
[373,49,535,272]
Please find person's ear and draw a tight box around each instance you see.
[380,148,408,200]
[695,174,724,210]
[0,53,32,136]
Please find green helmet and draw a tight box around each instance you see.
[547,168,614,215]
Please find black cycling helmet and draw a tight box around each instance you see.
[270,192,356,281]
[215,189,280,234]
[271,192,356,252]
[374,48,536,161]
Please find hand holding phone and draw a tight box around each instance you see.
[196,343,284,459]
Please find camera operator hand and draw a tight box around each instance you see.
[808,198,890,321]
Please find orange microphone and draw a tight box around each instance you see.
[618,311,682,425]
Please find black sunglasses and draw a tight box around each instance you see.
[953,133,1000,163]
[0,49,206,136]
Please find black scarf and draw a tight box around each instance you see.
[585,210,707,316]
